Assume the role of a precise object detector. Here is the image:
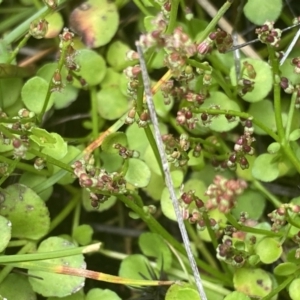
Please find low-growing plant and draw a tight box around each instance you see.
[1,0,300,299]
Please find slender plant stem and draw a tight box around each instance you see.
[285,91,297,140]
[0,242,36,284]
[195,0,234,43]
[268,45,285,143]
[225,213,281,237]
[132,0,153,16]
[165,0,179,34]
[185,221,219,269]
[252,180,282,208]
[90,86,100,162]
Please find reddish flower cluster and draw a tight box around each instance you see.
[205,175,248,213]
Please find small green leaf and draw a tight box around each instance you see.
[21,76,54,113]
[230,59,273,102]
[255,237,282,264]
[243,0,283,25]
[199,91,240,132]
[30,128,57,145]
[19,172,53,201]
[101,68,121,89]
[0,78,22,108]
[0,184,50,240]
[166,283,200,300]
[161,187,179,221]
[73,49,107,87]
[248,100,276,134]
[233,268,272,298]
[153,89,173,118]
[142,170,165,200]
[99,152,123,173]
[41,132,68,160]
[37,62,79,108]
[232,190,266,220]
[119,254,154,281]
[289,129,300,142]
[101,132,128,154]
[69,0,119,48]
[0,215,11,252]
[106,41,130,71]
[0,273,36,300]
[139,232,172,270]
[289,278,300,300]
[97,87,129,120]
[274,262,298,276]
[124,158,151,188]
[86,288,121,300]
[224,291,251,300]
[252,153,279,182]
[45,12,64,39]
[267,142,281,154]
[52,145,82,185]
[72,224,93,246]
[28,237,86,297]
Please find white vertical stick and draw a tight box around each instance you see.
[136,42,207,300]
[280,27,300,66]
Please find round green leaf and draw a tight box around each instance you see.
[139,232,172,270]
[267,142,281,154]
[199,91,240,132]
[143,170,165,200]
[0,184,50,240]
[0,78,22,108]
[252,153,279,182]
[73,49,106,87]
[101,132,128,153]
[230,59,273,102]
[86,288,121,300]
[243,0,283,25]
[19,172,53,201]
[0,273,36,300]
[72,224,93,246]
[106,41,130,71]
[97,87,129,120]
[69,0,119,48]
[21,76,54,113]
[255,237,282,264]
[248,100,276,134]
[274,262,298,276]
[99,151,123,173]
[0,215,11,252]
[45,12,64,39]
[289,278,300,300]
[233,268,272,298]
[153,89,173,118]
[124,158,151,188]
[101,68,121,89]
[224,291,251,300]
[161,187,179,221]
[28,237,86,297]
[41,132,68,160]
[289,129,300,142]
[166,283,199,300]
[232,190,266,220]
[52,145,82,185]
[47,290,85,300]
[119,254,154,281]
